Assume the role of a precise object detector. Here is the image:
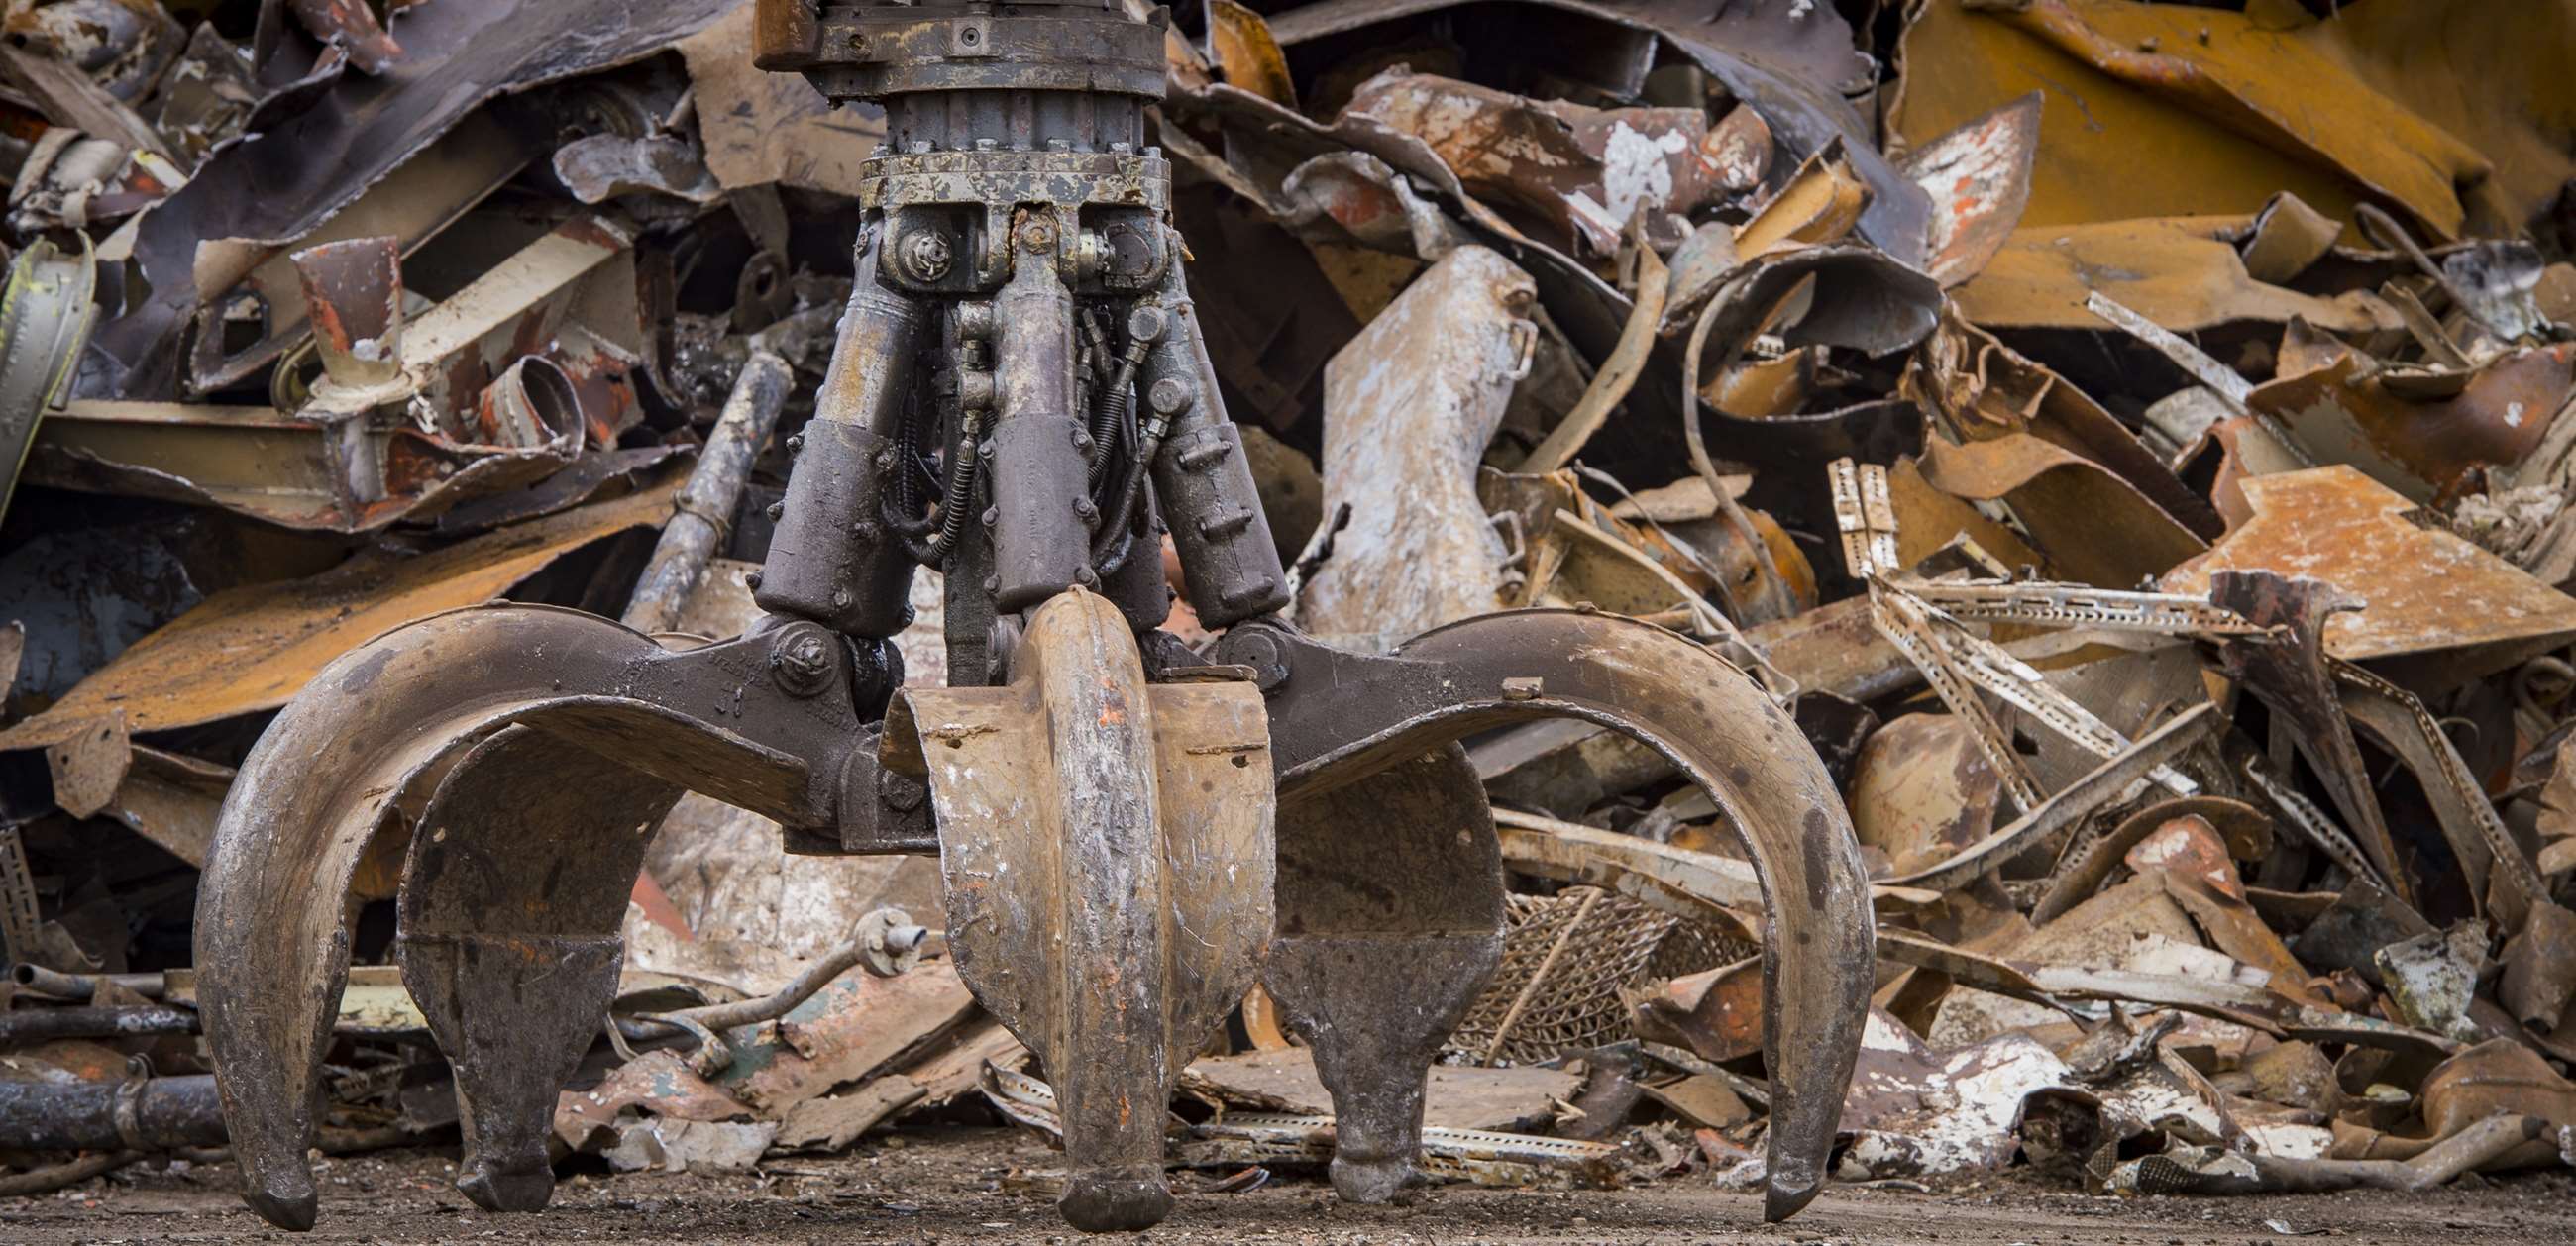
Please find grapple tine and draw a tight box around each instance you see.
[1223,609,1874,1222]
[1265,746,1504,1203]
[196,604,876,1230]
[399,726,683,1212]
[889,588,1274,1232]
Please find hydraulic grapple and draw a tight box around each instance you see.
[193,0,1874,1232]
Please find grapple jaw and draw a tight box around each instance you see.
[886,588,1276,1230]
[1223,609,1874,1221]
[195,596,1870,1233]
[192,603,889,1229]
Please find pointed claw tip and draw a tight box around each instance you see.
[1328,1153,1421,1205]
[243,1184,319,1232]
[457,1164,556,1214]
[1764,1175,1821,1223]
[1059,1172,1173,1232]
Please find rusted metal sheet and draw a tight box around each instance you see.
[0,478,681,754]
[2248,343,2576,505]
[1342,72,1715,258]
[88,0,731,398]
[1900,92,2041,289]
[1890,0,2539,239]
[1956,216,2398,333]
[1299,245,1534,645]
[1263,0,1930,267]
[2164,467,2576,689]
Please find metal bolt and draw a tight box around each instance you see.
[983,575,1000,594]
[880,772,927,812]
[981,506,999,527]
[745,570,765,592]
[1127,305,1168,343]
[785,434,804,453]
[900,229,954,282]
[1147,376,1192,416]
[1076,566,1100,588]
[1071,428,1093,452]
[830,587,853,609]
[1074,497,1099,522]
[765,501,786,521]
[770,625,838,698]
[1020,219,1057,252]
[874,448,899,470]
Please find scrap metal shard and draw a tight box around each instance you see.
[0,479,681,754]
[2164,467,2576,689]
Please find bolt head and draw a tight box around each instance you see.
[769,625,839,697]
[1148,376,1192,416]
[765,501,786,521]
[785,434,804,453]
[745,570,765,592]
[1127,305,1168,343]
[900,230,954,282]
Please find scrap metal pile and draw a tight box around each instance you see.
[5,0,2576,1223]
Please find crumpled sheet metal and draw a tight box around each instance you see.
[1340,71,1716,258]
[1900,92,2042,290]
[1299,245,1533,645]
[1263,0,1929,268]
[1890,0,2533,239]
[1917,432,2208,589]
[676,5,885,198]
[2165,467,2576,689]
[0,478,681,755]
[1907,310,2227,543]
[1836,1009,2093,1181]
[1956,216,2397,334]
[2248,343,2576,505]
[87,0,733,398]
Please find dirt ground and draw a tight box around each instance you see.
[7,1126,2576,1245]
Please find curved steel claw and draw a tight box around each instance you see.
[1221,609,1874,1222]
[194,604,881,1230]
[887,589,1275,1233]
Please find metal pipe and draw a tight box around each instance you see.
[8,964,168,999]
[624,348,795,634]
[0,1075,229,1151]
[0,1004,198,1046]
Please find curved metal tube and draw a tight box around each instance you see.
[194,604,859,1230]
[1223,608,1873,1221]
